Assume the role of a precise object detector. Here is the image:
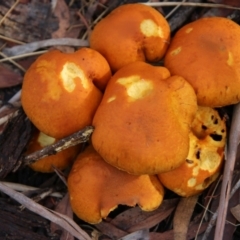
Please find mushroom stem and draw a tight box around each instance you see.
[22,126,94,166]
[214,103,240,240]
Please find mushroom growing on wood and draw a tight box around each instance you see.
[67,146,164,224]
[21,48,111,139]
[91,61,198,175]
[26,129,80,173]
[90,3,170,72]
[164,17,240,107]
[158,106,227,197]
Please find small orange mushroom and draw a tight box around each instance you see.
[164,17,240,107]
[26,129,80,173]
[158,106,227,197]
[90,3,170,72]
[67,146,164,224]
[21,48,111,138]
[92,61,198,175]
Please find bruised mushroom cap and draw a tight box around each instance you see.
[91,61,198,175]
[21,48,111,139]
[158,106,227,197]
[90,3,170,72]
[67,146,164,224]
[26,130,80,173]
[164,17,240,107]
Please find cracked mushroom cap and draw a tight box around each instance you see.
[91,61,198,175]
[90,3,170,72]
[158,106,227,197]
[26,130,80,173]
[164,17,240,107]
[67,146,164,224]
[21,48,111,138]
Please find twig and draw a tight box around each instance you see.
[165,0,187,19]
[143,2,240,10]
[0,0,20,26]
[214,103,240,240]
[23,126,94,165]
[2,38,89,57]
[0,34,25,44]
[0,50,47,63]
[0,51,26,72]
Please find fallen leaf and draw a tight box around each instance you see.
[0,65,22,88]
[51,193,74,240]
[111,199,179,232]
[173,195,199,240]
[95,221,128,239]
[119,229,149,240]
[149,222,209,240]
[51,0,70,39]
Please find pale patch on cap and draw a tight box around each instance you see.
[61,62,89,92]
[117,75,153,101]
[37,132,55,147]
[140,19,164,38]
[107,96,117,103]
[170,46,182,56]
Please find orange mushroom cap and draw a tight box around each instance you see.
[90,3,170,72]
[158,106,227,197]
[26,130,80,173]
[164,17,240,107]
[21,48,111,138]
[67,146,164,224]
[91,61,198,175]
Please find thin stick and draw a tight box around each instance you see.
[0,0,20,26]
[165,0,187,19]
[0,34,25,44]
[23,126,94,165]
[143,2,240,10]
[0,50,47,63]
[0,51,26,72]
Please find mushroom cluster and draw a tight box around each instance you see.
[20,3,237,224]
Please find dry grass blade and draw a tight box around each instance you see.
[173,195,199,240]
[0,182,91,240]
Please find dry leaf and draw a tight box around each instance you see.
[51,193,74,240]
[111,199,179,232]
[51,0,70,39]
[173,195,199,240]
[95,221,128,239]
[119,229,149,240]
[149,222,209,240]
[0,65,22,88]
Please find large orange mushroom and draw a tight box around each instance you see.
[158,106,227,197]
[90,3,170,72]
[67,146,164,224]
[21,48,111,139]
[164,17,240,107]
[91,61,198,175]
